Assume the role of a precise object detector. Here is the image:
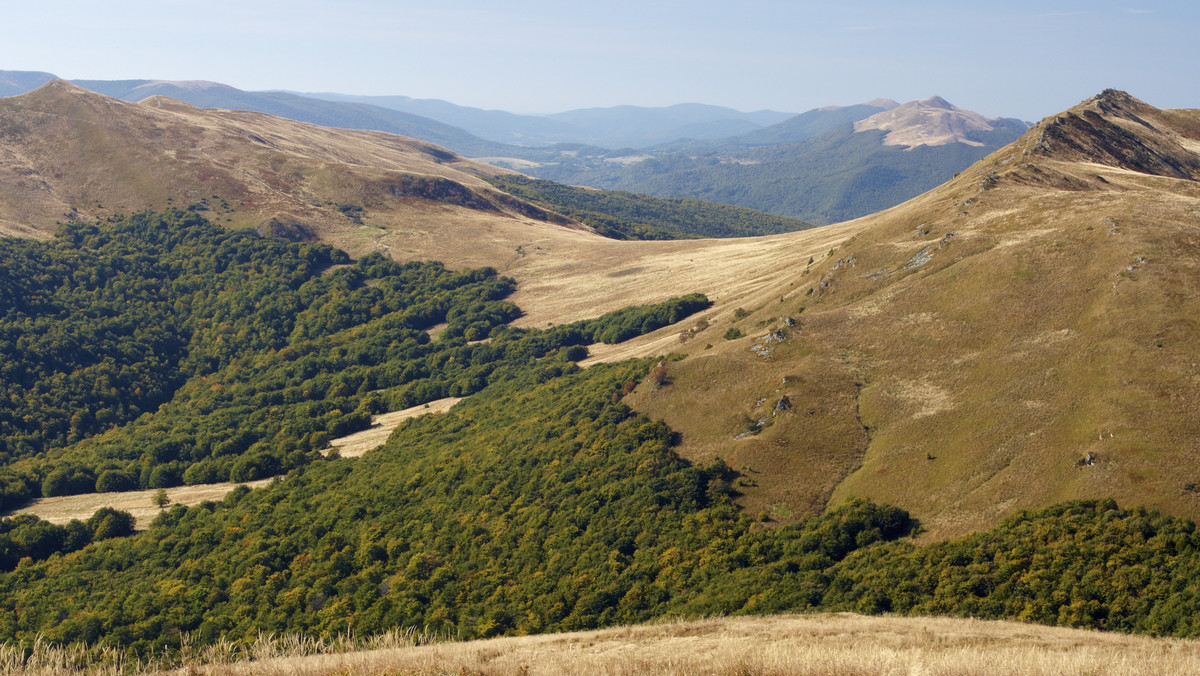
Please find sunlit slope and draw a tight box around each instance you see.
[0,80,586,267]
[623,90,1200,538]
[0,81,860,328]
[5,82,1198,539]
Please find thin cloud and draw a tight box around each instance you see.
[1126,8,1153,14]
[843,25,874,31]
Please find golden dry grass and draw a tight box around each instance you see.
[9,614,1199,676]
[9,479,273,529]
[325,397,463,458]
[612,97,1200,537]
[0,81,583,275]
[8,398,464,526]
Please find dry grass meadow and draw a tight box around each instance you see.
[325,397,463,458]
[9,398,465,527]
[8,479,274,530]
[6,614,1200,676]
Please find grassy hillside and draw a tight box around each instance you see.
[8,320,1200,655]
[5,89,1200,669]
[10,614,1200,675]
[69,79,514,158]
[0,81,580,271]
[621,90,1200,538]
[484,174,815,239]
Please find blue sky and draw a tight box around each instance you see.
[2,1,1195,120]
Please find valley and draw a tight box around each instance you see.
[1,78,1200,670]
[1,72,1029,224]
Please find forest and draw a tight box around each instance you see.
[4,210,1200,660]
[483,174,813,239]
[0,210,709,509]
[523,126,1013,224]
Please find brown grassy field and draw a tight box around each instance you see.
[325,397,463,458]
[9,479,274,529]
[9,398,465,526]
[0,81,585,273]
[613,93,1200,538]
[7,614,1200,675]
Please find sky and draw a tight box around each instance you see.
[1,0,1196,121]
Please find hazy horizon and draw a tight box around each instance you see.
[2,1,1196,122]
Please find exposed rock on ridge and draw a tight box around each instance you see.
[1021,89,1200,180]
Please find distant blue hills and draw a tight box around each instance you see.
[0,70,1028,223]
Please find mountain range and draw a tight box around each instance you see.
[299,92,795,148]
[2,78,1200,657]
[3,81,1197,537]
[0,70,1028,223]
[507,96,1031,223]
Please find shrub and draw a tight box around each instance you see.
[95,470,137,493]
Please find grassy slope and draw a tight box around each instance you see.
[5,84,1200,543]
[5,91,1200,662]
[15,614,1200,675]
[620,92,1200,538]
[0,81,582,269]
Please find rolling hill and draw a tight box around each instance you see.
[515,97,1031,224]
[612,89,1200,537]
[2,84,1200,660]
[3,83,1197,538]
[0,80,585,262]
[0,81,852,326]
[1,72,1030,225]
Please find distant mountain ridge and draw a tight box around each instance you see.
[0,70,1027,223]
[66,77,510,157]
[853,95,1026,148]
[511,96,1031,223]
[0,70,56,97]
[296,93,794,148]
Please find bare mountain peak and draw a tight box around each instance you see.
[16,79,135,115]
[915,95,956,110]
[853,95,996,148]
[862,98,900,110]
[31,79,89,95]
[139,95,200,112]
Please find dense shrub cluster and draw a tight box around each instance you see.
[0,211,711,508]
[0,508,134,571]
[485,174,812,239]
